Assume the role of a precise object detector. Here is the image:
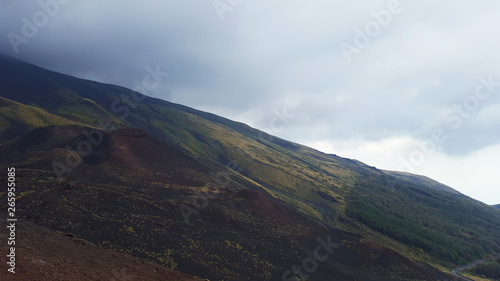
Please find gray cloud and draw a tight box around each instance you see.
[2,0,500,159]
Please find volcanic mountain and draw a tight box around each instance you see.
[1,56,500,280]
[1,125,463,281]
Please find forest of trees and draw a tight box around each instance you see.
[346,174,500,265]
[466,257,500,280]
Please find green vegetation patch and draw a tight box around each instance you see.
[346,174,500,265]
[465,257,500,280]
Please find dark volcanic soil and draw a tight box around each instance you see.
[0,218,203,281]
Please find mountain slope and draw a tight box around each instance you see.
[494,204,500,210]
[0,126,461,281]
[0,96,91,142]
[1,56,500,278]
[382,170,460,195]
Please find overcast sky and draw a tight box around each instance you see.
[1,0,499,204]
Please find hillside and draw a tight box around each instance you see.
[382,170,461,195]
[0,126,462,280]
[1,56,499,279]
[0,215,203,281]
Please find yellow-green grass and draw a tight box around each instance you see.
[0,96,91,131]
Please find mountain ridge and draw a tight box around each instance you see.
[0,56,482,199]
[1,55,499,280]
